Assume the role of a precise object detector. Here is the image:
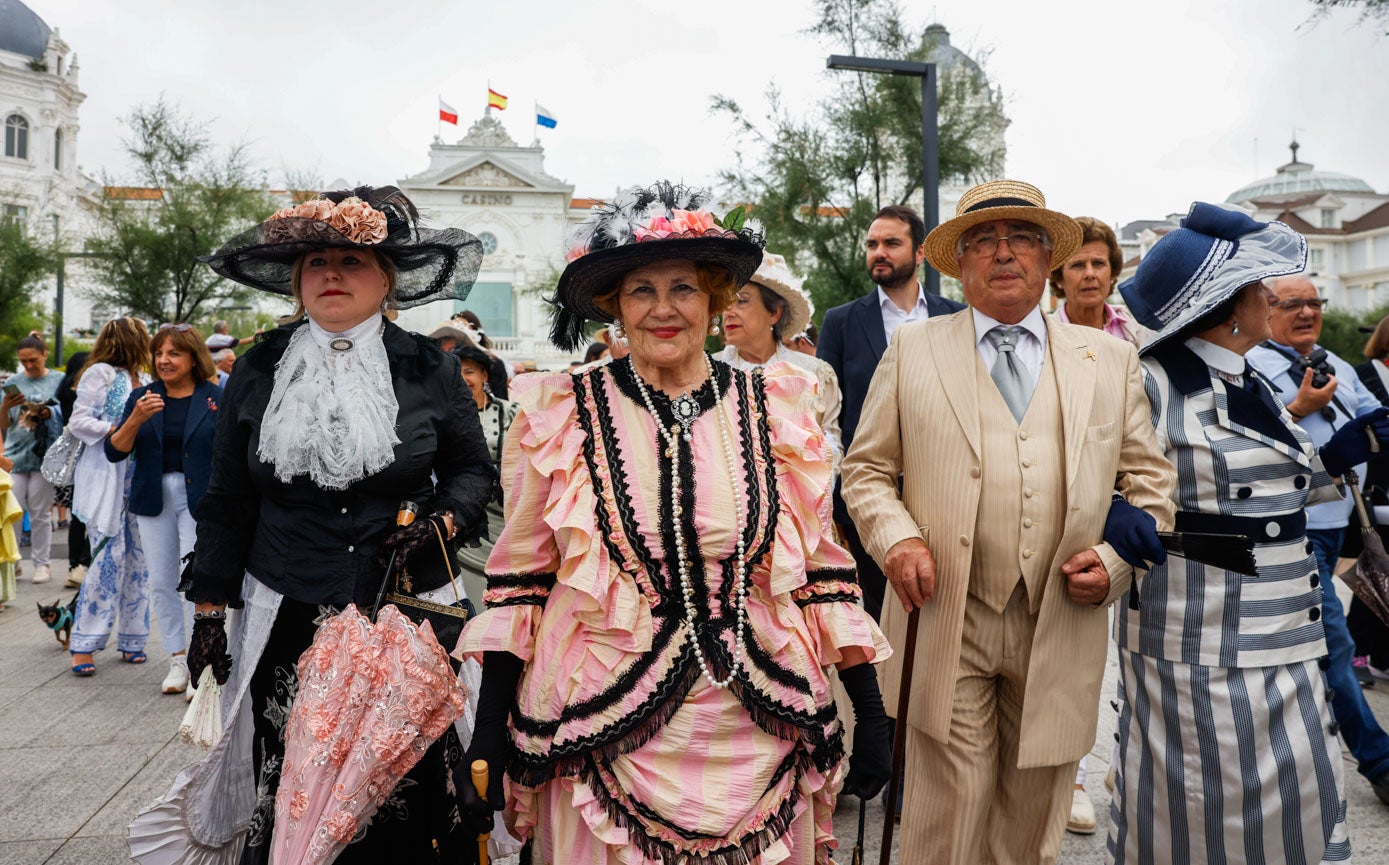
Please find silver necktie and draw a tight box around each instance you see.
[987,325,1034,422]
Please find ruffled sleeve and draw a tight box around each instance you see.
[760,364,890,667]
[68,363,117,445]
[457,372,572,662]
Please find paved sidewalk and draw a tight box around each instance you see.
[2,540,1387,863]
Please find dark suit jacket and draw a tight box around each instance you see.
[818,288,964,453]
[105,379,223,518]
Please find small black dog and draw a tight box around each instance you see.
[37,596,77,650]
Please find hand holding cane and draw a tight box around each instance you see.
[472,760,491,865]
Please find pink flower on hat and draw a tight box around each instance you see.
[270,199,335,223]
[328,197,388,245]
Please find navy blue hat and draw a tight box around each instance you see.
[1120,202,1306,354]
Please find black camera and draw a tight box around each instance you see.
[1292,347,1335,389]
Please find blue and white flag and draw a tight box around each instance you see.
[536,104,558,129]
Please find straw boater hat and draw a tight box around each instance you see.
[1119,202,1307,355]
[549,181,765,351]
[201,185,483,309]
[923,180,1083,279]
[746,252,812,338]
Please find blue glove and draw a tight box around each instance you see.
[1320,407,1389,478]
[1103,498,1167,570]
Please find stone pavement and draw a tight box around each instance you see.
[2,539,1387,864]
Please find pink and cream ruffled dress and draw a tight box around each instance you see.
[459,359,888,865]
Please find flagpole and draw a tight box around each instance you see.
[533,99,539,147]
[436,94,441,139]
[486,79,491,117]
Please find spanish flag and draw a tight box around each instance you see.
[487,88,508,111]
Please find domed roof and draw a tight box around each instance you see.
[1226,142,1375,205]
[923,24,984,78]
[0,0,51,60]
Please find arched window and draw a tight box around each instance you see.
[53,127,62,169]
[4,115,29,160]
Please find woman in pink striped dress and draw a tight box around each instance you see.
[457,182,891,864]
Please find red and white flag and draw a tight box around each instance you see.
[438,98,458,125]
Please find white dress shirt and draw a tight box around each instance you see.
[878,283,932,345]
[972,305,1048,379]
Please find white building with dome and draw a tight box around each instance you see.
[1120,141,1389,313]
[0,0,102,342]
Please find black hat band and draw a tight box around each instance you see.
[964,197,1038,213]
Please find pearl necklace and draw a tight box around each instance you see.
[628,354,748,689]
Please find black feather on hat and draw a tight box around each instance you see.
[199,185,483,309]
[547,181,765,352]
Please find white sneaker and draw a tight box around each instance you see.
[186,683,196,703]
[1066,786,1098,835]
[32,564,52,584]
[65,564,86,589]
[162,657,190,694]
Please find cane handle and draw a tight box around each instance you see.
[472,759,491,865]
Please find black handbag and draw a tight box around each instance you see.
[376,518,473,649]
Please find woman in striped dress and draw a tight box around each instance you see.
[1110,203,1389,864]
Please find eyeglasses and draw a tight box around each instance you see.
[961,230,1047,257]
[1272,297,1327,312]
[158,323,193,331]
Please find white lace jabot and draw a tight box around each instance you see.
[258,314,401,490]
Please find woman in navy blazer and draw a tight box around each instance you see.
[106,325,222,696]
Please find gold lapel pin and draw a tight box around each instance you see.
[1084,350,1097,362]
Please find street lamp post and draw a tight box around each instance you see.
[826,53,940,296]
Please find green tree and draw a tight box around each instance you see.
[86,97,274,324]
[713,0,1008,316]
[1307,0,1389,33]
[1319,303,1389,362]
[0,220,54,368]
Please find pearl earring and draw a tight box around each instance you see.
[709,317,720,336]
[613,323,626,339]
[1232,321,1240,336]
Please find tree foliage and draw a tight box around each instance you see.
[713,0,1008,316]
[1319,303,1389,362]
[1307,0,1389,33]
[85,97,274,324]
[0,220,54,368]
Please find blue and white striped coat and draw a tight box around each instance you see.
[1108,339,1350,865]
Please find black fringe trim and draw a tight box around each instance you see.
[795,591,861,608]
[804,567,857,586]
[488,595,548,608]
[573,745,816,865]
[485,572,558,590]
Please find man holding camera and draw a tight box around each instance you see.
[1248,273,1389,806]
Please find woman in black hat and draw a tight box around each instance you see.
[451,342,518,606]
[129,186,496,864]
[456,182,891,864]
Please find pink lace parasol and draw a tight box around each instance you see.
[269,604,467,865]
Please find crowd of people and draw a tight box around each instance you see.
[3,175,1389,865]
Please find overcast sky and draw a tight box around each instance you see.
[26,0,1389,229]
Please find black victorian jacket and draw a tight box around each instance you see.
[184,320,496,609]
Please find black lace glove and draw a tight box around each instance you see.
[840,663,893,800]
[187,617,232,686]
[457,651,523,835]
[377,516,447,593]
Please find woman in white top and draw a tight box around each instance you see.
[67,317,153,675]
[717,252,843,466]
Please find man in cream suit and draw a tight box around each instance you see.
[841,180,1174,864]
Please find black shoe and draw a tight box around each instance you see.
[1373,772,1389,808]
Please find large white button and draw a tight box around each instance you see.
[969,466,981,478]
[1021,458,1032,468]
[959,535,970,546]
[1022,549,1033,559]
[1266,522,1281,539]
[1019,431,1029,441]
[347,545,355,552]
[1023,518,1034,528]
[341,507,348,514]
[1024,488,1034,499]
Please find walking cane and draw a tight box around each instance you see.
[472,760,491,865]
[879,607,921,865]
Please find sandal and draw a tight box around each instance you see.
[71,652,95,676]
[121,650,148,665]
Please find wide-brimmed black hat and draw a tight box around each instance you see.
[548,182,764,351]
[200,185,483,309]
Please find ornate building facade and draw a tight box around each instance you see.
[0,0,101,337]
[396,112,583,363]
